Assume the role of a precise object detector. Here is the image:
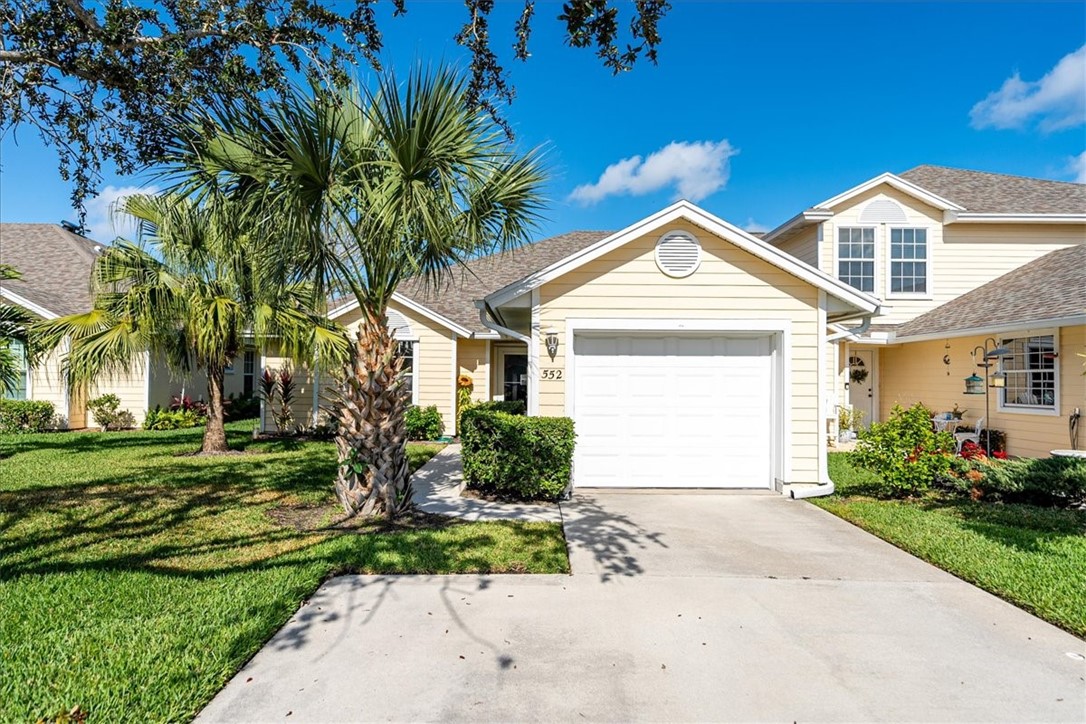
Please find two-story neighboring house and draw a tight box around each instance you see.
[764,165,1086,457]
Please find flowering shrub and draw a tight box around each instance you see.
[854,403,956,497]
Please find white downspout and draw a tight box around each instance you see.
[827,315,873,343]
[475,301,530,344]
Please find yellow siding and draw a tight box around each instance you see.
[259,344,319,433]
[316,299,457,434]
[774,226,819,267]
[879,326,1086,458]
[821,185,1084,325]
[538,218,824,483]
[28,348,72,427]
[457,339,489,404]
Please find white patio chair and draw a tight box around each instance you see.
[955,417,984,453]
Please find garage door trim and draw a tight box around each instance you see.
[565,318,792,488]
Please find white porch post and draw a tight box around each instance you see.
[528,289,540,416]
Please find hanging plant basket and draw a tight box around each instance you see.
[849,367,869,384]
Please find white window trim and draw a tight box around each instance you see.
[997,329,1060,417]
[833,225,878,295]
[884,225,934,301]
[407,340,421,407]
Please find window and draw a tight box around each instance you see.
[242,350,256,397]
[396,340,417,404]
[2,340,28,400]
[889,228,928,295]
[837,227,875,293]
[1000,334,1057,411]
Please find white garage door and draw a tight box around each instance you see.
[572,333,774,488]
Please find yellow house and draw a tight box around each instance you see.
[0,223,253,428]
[763,165,1085,454]
[269,201,881,496]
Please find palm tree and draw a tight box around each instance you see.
[166,68,546,514]
[0,265,35,396]
[36,194,348,453]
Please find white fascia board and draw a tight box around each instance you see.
[327,293,474,338]
[944,211,1086,224]
[761,210,833,245]
[892,314,1086,344]
[0,288,59,319]
[816,172,965,213]
[484,200,880,315]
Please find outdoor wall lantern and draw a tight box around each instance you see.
[544,327,559,362]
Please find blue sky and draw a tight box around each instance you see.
[2,1,1084,242]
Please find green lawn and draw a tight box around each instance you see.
[0,422,568,722]
[815,452,1086,637]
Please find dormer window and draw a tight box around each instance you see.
[837,227,875,293]
[889,228,928,295]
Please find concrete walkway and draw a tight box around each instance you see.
[199,492,1086,723]
[409,444,562,523]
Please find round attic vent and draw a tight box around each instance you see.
[654,231,701,278]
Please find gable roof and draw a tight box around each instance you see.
[895,244,1086,341]
[764,165,1086,246]
[328,231,612,334]
[0,224,104,318]
[483,200,881,319]
[898,165,1086,215]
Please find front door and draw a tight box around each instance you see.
[847,349,876,427]
[496,348,528,404]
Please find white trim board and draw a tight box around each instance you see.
[328,293,474,338]
[483,200,881,317]
[0,288,59,319]
[815,172,965,214]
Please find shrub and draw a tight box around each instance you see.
[405,404,444,441]
[169,394,208,418]
[87,394,135,431]
[854,403,956,497]
[460,407,575,501]
[974,456,1086,507]
[225,392,260,420]
[472,400,526,415]
[0,399,55,433]
[143,405,205,430]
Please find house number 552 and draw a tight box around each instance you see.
[541,369,563,380]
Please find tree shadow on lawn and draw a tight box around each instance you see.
[0,448,564,582]
[913,496,1086,554]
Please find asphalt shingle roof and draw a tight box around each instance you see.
[896,244,1086,339]
[898,165,1086,215]
[0,224,103,317]
[393,231,612,333]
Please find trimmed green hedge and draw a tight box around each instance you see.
[975,456,1086,507]
[0,399,55,433]
[405,405,444,441]
[470,400,526,415]
[460,407,574,501]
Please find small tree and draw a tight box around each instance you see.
[36,194,347,453]
[854,403,956,498]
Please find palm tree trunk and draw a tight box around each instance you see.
[330,307,411,518]
[202,364,230,454]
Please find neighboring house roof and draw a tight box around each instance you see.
[330,231,612,335]
[0,224,103,318]
[764,165,1086,246]
[895,244,1086,341]
[898,165,1086,215]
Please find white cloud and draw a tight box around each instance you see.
[1069,151,1086,184]
[970,44,1086,132]
[82,184,159,242]
[743,218,771,233]
[569,140,737,204]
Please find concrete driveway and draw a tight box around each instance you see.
[199,494,1086,722]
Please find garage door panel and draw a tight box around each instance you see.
[573,332,773,489]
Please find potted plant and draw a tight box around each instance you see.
[951,403,966,420]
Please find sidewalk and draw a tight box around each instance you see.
[409,444,563,523]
